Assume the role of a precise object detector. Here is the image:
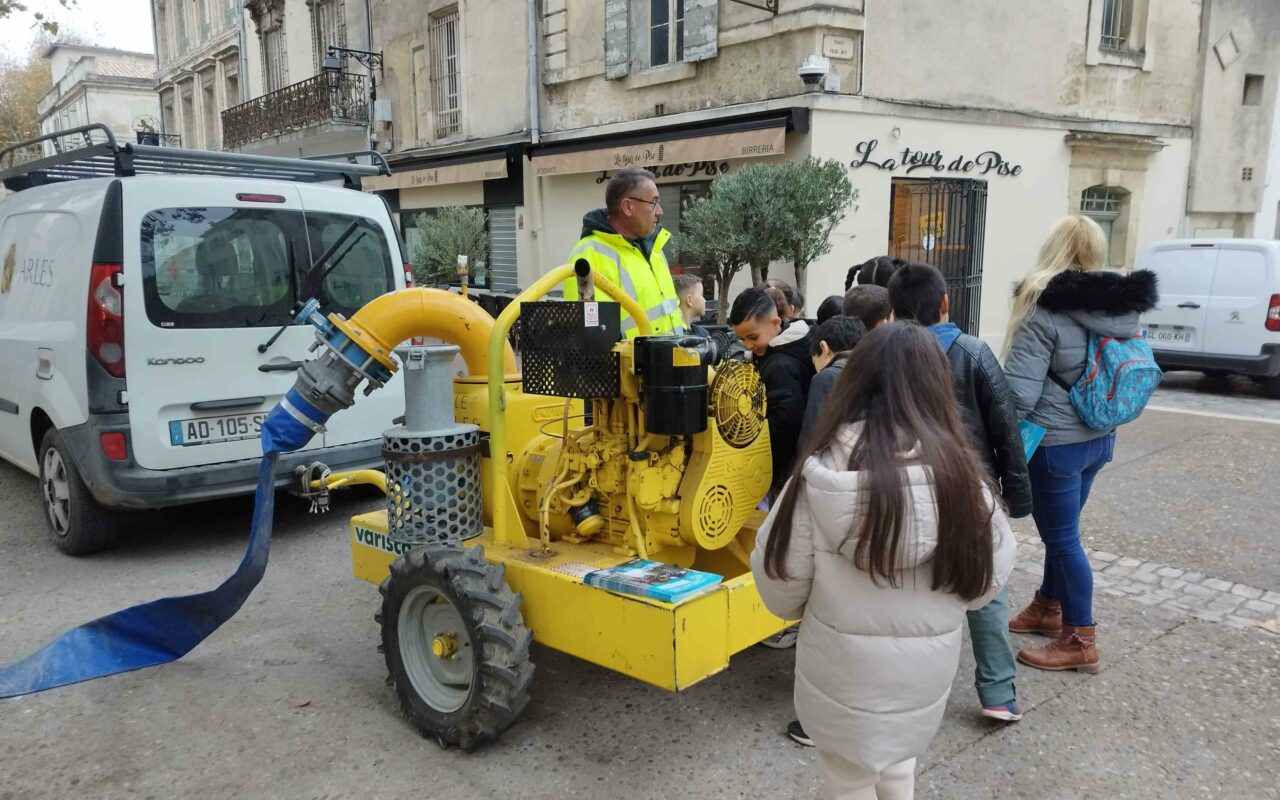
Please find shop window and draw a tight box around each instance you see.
[1081,184,1130,267]
[400,207,492,289]
[430,8,462,139]
[649,0,685,67]
[1243,74,1264,107]
[887,178,988,335]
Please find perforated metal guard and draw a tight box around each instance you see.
[520,302,621,399]
[383,427,483,545]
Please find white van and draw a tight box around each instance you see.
[0,127,409,554]
[1136,239,1280,398]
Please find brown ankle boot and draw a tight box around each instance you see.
[1009,592,1063,635]
[1017,625,1100,673]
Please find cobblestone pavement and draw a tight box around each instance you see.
[1013,531,1280,634]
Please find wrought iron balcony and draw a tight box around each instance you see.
[136,131,181,147]
[221,71,368,150]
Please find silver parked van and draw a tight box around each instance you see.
[0,126,409,554]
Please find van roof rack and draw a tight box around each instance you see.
[0,123,391,193]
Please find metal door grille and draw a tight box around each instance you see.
[888,178,988,336]
[430,10,461,139]
[487,206,518,292]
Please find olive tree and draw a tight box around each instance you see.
[679,190,747,323]
[411,206,489,286]
[776,157,856,297]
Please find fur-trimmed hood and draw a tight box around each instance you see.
[1034,268,1159,316]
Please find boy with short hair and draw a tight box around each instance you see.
[799,316,865,450]
[672,273,709,336]
[887,261,1032,724]
[842,284,892,330]
[729,287,815,499]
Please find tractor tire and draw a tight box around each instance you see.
[38,428,119,556]
[378,544,533,750]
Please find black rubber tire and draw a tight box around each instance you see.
[1262,374,1280,400]
[37,428,119,556]
[378,544,533,750]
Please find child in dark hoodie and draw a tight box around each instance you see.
[887,261,1032,723]
[799,315,866,450]
[729,287,815,499]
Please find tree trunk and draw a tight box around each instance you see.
[715,266,733,323]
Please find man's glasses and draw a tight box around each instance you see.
[625,196,662,209]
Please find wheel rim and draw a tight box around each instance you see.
[398,585,474,713]
[41,447,71,537]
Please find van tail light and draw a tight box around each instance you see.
[404,263,426,345]
[88,262,125,378]
[100,431,128,461]
[1267,295,1280,332]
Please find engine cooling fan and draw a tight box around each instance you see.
[710,360,765,448]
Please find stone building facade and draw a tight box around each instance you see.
[37,45,161,151]
[152,0,244,151]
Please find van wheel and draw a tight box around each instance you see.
[378,545,533,750]
[38,429,119,556]
[1262,375,1280,400]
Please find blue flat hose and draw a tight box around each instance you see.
[0,397,326,698]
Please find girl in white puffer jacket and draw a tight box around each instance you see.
[751,322,1016,800]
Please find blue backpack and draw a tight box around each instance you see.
[1049,334,1162,430]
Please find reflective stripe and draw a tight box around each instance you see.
[621,317,639,333]
[571,240,638,300]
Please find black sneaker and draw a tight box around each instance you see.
[786,720,814,747]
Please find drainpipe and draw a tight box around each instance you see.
[527,0,545,278]
[237,4,249,103]
[149,0,162,139]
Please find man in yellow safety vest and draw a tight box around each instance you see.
[564,167,685,337]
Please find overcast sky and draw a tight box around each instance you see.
[1,0,155,57]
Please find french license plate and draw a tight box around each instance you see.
[169,412,267,446]
[1142,327,1193,345]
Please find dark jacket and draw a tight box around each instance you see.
[929,322,1033,519]
[758,320,816,493]
[1004,269,1159,446]
[799,352,848,452]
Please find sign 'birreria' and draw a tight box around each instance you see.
[851,139,1024,177]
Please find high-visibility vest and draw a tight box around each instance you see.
[563,227,685,338]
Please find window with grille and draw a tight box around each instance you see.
[430,9,461,139]
[1081,185,1122,215]
[649,0,685,67]
[263,25,288,92]
[312,0,347,71]
[1099,0,1133,51]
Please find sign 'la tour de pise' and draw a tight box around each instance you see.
[851,138,1024,177]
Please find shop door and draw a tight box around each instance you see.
[888,178,989,335]
[487,206,519,292]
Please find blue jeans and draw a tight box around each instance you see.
[1028,433,1116,627]
[966,587,1016,707]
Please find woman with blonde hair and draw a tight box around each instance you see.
[1002,215,1158,673]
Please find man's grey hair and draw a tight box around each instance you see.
[605,167,657,215]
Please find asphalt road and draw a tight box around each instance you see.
[1,373,1277,799]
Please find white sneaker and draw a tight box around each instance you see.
[760,624,799,649]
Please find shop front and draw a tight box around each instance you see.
[363,143,529,292]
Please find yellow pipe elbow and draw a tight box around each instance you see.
[342,287,517,379]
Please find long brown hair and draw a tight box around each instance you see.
[763,322,996,602]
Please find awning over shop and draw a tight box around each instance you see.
[531,122,788,177]
[362,157,508,192]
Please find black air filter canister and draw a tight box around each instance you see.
[632,335,716,436]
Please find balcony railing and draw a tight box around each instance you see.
[136,131,182,147]
[221,72,368,150]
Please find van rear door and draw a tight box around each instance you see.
[122,178,400,470]
[1202,243,1272,356]
[1138,244,1215,355]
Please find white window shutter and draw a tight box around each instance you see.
[683,0,719,62]
[604,0,630,79]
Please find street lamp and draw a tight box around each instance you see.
[323,46,384,150]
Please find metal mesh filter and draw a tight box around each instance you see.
[520,301,621,399]
[383,426,483,545]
